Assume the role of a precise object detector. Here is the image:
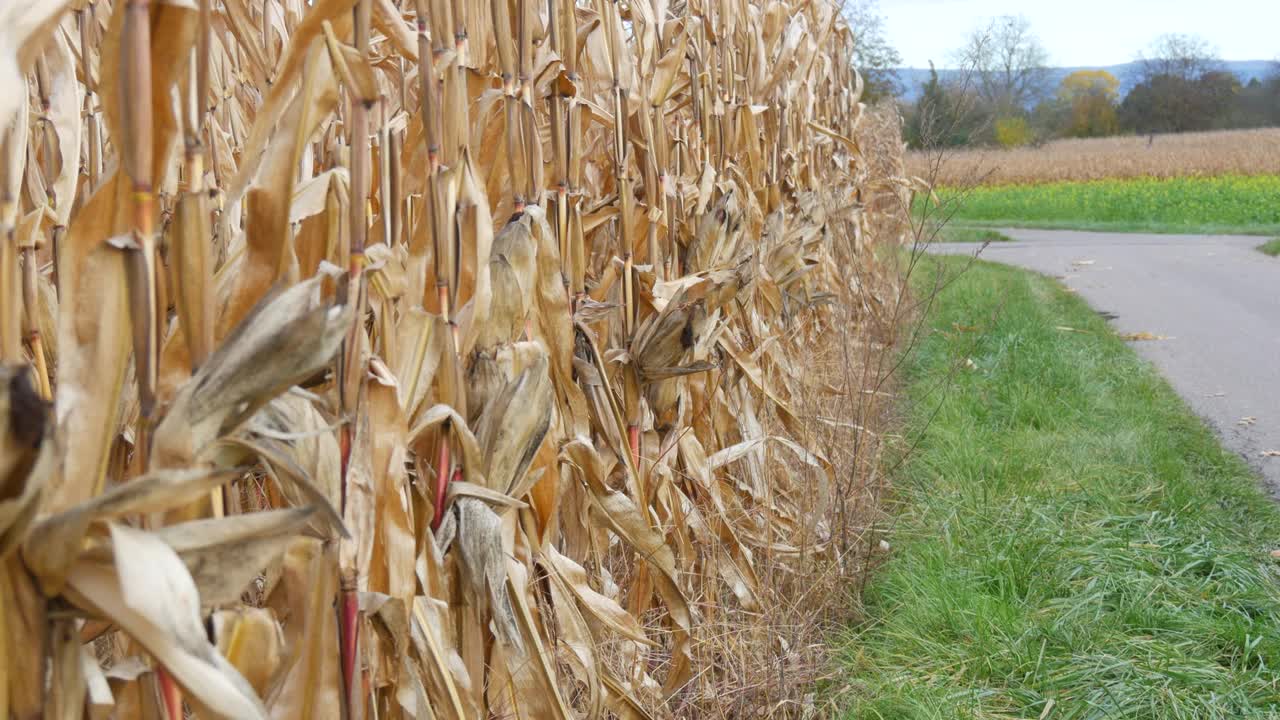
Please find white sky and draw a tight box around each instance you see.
[881,0,1280,68]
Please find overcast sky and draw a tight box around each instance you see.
[881,0,1280,68]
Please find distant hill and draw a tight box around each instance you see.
[893,60,1276,103]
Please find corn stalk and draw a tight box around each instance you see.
[0,2,904,718]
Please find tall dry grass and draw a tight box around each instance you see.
[0,2,908,718]
[908,127,1280,186]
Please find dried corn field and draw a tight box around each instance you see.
[0,1,910,718]
[908,127,1280,186]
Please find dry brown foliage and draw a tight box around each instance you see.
[908,127,1280,186]
[0,1,908,718]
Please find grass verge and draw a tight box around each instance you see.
[839,256,1280,719]
[1257,239,1280,257]
[941,218,1280,236]
[933,226,1013,244]
[919,175,1280,236]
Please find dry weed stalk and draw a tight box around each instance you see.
[0,2,908,718]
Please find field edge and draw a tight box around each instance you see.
[832,255,1280,718]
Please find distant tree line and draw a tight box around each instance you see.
[1118,35,1280,135]
[885,20,1280,149]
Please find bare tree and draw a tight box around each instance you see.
[1137,34,1220,83]
[844,0,904,102]
[955,16,1050,115]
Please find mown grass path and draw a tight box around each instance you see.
[840,256,1280,719]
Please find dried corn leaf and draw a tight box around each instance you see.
[154,269,352,467]
[2,1,901,716]
[63,524,269,720]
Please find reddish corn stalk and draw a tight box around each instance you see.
[628,425,641,471]
[411,1,460,533]
[338,570,360,719]
[156,663,183,719]
[338,7,373,719]
[431,282,460,531]
[432,424,451,530]
[339,0,374,494]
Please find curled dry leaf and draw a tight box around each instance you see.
[62,524,269,720]
[454,497,522,651]
[153,268,352,468]
[24,467,242,591]
[153,506,318,608]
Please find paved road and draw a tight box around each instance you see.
[933,229,1280,494]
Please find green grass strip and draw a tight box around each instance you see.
[919,176,1280,236]
[1257,239,1280,257]
[933,227,1013,244]
[839,256,1280,719]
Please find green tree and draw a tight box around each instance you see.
[1029,94,1071,141]
[1121,71,1239,134]
[1121,34,1229,134]
[904,63,983,148]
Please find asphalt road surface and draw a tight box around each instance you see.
[932,229,1280,494]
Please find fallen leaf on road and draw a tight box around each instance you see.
[1072,259,1096,266]
[1260,450,1280,458]
[1206,392,1226,398]
[1119,332,1173,341]
[1238,417,1257,427]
